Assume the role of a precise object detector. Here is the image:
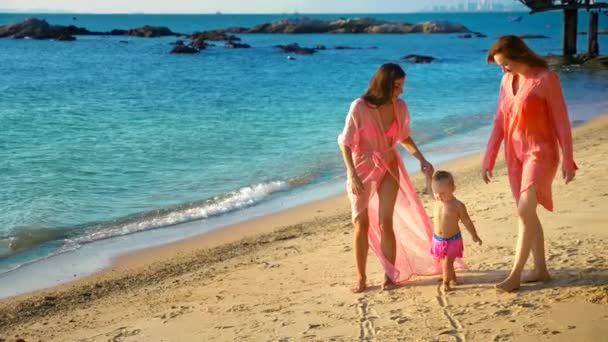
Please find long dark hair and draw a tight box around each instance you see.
[487,35,548,68]
[361,63,406,106]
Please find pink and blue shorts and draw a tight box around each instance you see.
[431,232,464,259]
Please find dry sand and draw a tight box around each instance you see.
[1,115,607,341]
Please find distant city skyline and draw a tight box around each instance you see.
[0,0,527,14]
[426,0,527,12]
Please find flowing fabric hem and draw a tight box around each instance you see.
[348,157,466,284]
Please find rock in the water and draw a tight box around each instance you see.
[56,34,76,41]
[401,54,436,64]
[275,43,317,55]
[459,31,486,38]
[190,37,208,49]
[126,25,179,37]
[170,40,199,54]
[225,41,250,48]
[246,17,470,34]
[0,18,88,40]
[544,54,608,70]
[110,29,128,35]
[189,30,240,41]
[518,34,549,39]
[409,21,469,33]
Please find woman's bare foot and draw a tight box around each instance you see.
[495,276,520,293]
[351,277,366,293]
[381,275,396,291]
[522,270,551,284]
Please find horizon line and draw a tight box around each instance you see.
[0,10,528,15]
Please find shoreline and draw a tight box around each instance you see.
[0,120,493,299]
[1,114,607,340]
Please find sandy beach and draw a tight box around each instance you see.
[1,114,607,341]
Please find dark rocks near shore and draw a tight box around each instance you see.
[401,54,436,64]
[544,54,608,70]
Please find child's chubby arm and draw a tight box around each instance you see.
[457,200,482,245]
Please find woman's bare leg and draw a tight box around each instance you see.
[497,186,542,292]
[352,212,370,293]
[378,165,400,290]
[524,227,551,283]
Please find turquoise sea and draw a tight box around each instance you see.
[1,11,607,297]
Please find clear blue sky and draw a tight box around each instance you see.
[0,0,489,14]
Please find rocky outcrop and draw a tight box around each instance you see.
[401,54,436,64]
[170,40,199,54]
[56,34,76,41]
[0,18,180,40]
[189,30,241,42]
[246,17,470,34]
[124,25,179,37]
[0,18,92,40]
[275,43,317,55]
[225,40,250,48]
[1,17,470,46]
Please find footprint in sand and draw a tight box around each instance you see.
[156,305,195,323]
[493,309,512,316]
[388,309,409,324]
[106,327,142,342]
[493,332,513,341]
[356,296,378,340]
[433,283,465,342]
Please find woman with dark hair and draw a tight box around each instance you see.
[483,35,577,292]
[338,63,443,293]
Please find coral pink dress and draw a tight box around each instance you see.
[338,98,443,283]
[483,69,577,211]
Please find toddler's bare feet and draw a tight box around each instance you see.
[441,282,451,293]
[351,277,366,293]
[449,279,458,287]
[522,270,551,284]
[495,276,520,293]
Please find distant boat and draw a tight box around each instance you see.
[508,16,523,22]
[215,11,222,15]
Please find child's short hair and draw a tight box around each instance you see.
[433,170,454,185]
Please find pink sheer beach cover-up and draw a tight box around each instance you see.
[483,69,577,211]
[338,98,449,283]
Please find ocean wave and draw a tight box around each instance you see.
[0,174,316,260]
